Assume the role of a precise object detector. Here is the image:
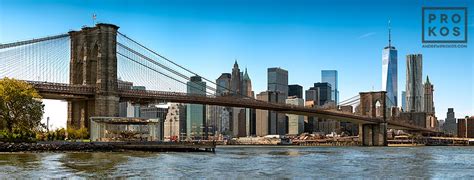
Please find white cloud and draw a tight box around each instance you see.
[357,32,376,39]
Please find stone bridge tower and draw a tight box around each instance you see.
[67,23,119,129]
[358,91,388,146]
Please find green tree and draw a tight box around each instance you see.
[0,78,44,132]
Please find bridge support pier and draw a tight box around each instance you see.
[359,123,387,146]
[67,23,120,130]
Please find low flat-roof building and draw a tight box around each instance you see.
[90,117,162,142]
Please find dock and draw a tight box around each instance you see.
[0,141,216,152]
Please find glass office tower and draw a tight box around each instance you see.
[321,70,338,105]
[382,26,398,107]
[186,76,207,139]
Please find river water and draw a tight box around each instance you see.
[1,146,473,179]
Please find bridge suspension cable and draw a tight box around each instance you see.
[339,95,360,106]
[0,34,69,49]
[0,34,70,83]
[117,32,255,99]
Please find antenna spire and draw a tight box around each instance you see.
[388,19,391,47]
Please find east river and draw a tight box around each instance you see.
[1,146,473,178]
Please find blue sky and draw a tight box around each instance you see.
[1,0,473,128]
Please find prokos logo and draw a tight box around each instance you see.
[422,7,467,47]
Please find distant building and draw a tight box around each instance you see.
[266,67,289,135]
[268,67,289,97]
[163,103,186,141]
[305,88,319,105]
[117,82,145,118]
[186,76,207,139]
[288,84,303,99]
[457,116,474,138]
[215,73,232,136]
[242,68,253,98]
[140,104,169,140]
[339,106,358,135]
[313,82,332,106]
[231,61,241,96]
[256,91,286,136]
[216,73,231,96]
[406,54,423,112]
[141,104,168,120]
[424,76,435,115]
[401,91,406,112]
[286,97,304,135]
[321,70,339,105]
[443,108,457,136]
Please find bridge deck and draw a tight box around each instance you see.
[28,81,436,132]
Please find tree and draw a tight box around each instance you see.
[0,78,44,132]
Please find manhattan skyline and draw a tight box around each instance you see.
[0,0,473,128]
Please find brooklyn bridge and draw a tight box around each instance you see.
[0,23,438,146]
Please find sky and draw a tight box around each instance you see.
[1,0,473,129]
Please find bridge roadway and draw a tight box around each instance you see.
[29,81,436,133]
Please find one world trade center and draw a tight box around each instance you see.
[382,21,397,107]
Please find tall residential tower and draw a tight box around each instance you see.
[406,54,423,112]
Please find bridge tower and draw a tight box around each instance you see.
[67,23,120,129]
[358,91,388,146]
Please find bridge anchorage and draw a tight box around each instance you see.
[0,23,439,146]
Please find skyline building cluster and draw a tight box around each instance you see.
[379,24,438,130]
[112,23,455,139]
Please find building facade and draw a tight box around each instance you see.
[163,103,186,141]
[457,116,474,138]
[401,91,406,112]
[305,88,319,107]
[321,70,339,105]
[406,54,423,112]
[443,108,457,136]
[286,97,305,135]
[186,76,207,139]
[256,91,286,136]
[288,84,303,99]
[424,76,435,115]
[313,82,332,106]
[216,73,231,96]
[268,67,289,96]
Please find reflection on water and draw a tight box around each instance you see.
[1,146,474,178]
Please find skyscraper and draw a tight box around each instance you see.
[406,54,423,112]
[216,73,231,96]
[321,70,339,104]
[313,82,332,106]
[242,68,253,97]
[381,22,398,107]
[186,76,207,139]
[443,108,457,136]
[231,60,241,96]
[288,84,303,99]
[268,67,289,97]
[215,73,232,135]
[424,76,435,114]
[267,67,288,135]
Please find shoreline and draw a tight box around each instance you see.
[1,141,472,153]
[0,141,216,153]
